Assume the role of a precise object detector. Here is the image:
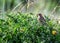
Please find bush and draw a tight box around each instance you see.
[0,13,60,43]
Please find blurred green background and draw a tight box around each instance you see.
[0,0,60,20]
[0,0,60,14]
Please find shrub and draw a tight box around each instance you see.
[0,13,60,43]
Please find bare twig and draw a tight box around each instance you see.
[18,4,27,12]
[51,6,57,15]
[10,2,24,14]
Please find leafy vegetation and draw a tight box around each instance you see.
[0,13,60,43]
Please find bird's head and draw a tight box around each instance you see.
[38,13,42,16]
[37,13,42,20]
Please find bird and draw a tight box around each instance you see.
[37,13,47,25]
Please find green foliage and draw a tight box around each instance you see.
[0,13,60,43]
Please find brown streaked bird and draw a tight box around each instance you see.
[37,13,46,25]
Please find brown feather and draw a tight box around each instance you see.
[37,13,46,25]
